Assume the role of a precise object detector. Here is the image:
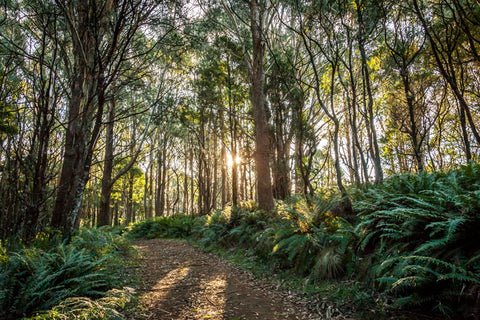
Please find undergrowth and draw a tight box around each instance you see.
[0,228,136,320]
[28,287,135,320]
[125,215,196,239]
[353,164,480,318]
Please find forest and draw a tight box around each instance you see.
[0,0,479,319]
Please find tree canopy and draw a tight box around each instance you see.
[0,0,479,238]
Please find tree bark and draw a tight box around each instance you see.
[51,0,98,235]
[250,0,274,211]
[272,101,291,200]
[52,0,106,235]
[401,70,424,171]
[98,101,115,226]
[126,170,134,224]
[183,143,189,214]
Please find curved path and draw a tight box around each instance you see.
[128,239,323,320]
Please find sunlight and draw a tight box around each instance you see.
[226,153,241,167]
[149,266,190,295]
[136,265,193,318]
[187,274,226,319]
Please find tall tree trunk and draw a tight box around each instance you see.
[149,154,154,217]
[98,101,115,226]
[98,102,149,225]
[250,0,274,211]
[459,106,472,162]
[165,170,170,215]
[51,62,98,235]
[183,143,189,214]
[228,78,239,207]
[113,203,119,226]
[231,148,239,207]
[126,170,134,224]
[155,135,168,217]
[342,32,368,184]
[23,27,57,240]
[272,101,290,200]
[155,147,163,217]
[213,123,219,209]
[51,0,106,235]
[221,137,227,207]
[144,160,151,219]
[332,122,353,218]
[329,64,351,216]
[160,146,168,216]
[189,141,194,214]
[240,138,247,201]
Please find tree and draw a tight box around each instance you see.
[297,1,352,215]
[51,0,163,235]
[250,0,274,211]
[412,0,480,159]
[383,5,429,171]
[354,0,385,184]
[0,0,62,240]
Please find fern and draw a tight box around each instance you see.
[0,229,134,319]
[353,164,480,317]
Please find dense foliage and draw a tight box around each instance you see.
[127,164,480,319]
[354,164,480,316]
[0,229,135,320]
[2,0,480,241]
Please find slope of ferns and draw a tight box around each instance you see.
[0,229,135,320]
[354,165,480,317]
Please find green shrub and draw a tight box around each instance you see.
[354,163,480,317]
[191,195,355,281]
[71,228,134,259]
[126,215,197,239]
[269,197,354,280]
[0,229,134,319]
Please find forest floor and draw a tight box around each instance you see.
[126,238,346,320]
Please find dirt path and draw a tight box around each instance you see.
[129,239,322,320]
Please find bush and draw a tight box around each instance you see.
[269,197,355,280]
[194,205,271,249]
[188,195,355,281]
[126,215,197,239]
[0,229,134,320]
[354,163,480,317]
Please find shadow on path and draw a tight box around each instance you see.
[131,239,315,320]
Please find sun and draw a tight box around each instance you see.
[226,153,241,167]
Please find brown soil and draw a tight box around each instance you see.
[128,239,324,320]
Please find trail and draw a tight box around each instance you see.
[128,239,323,320]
